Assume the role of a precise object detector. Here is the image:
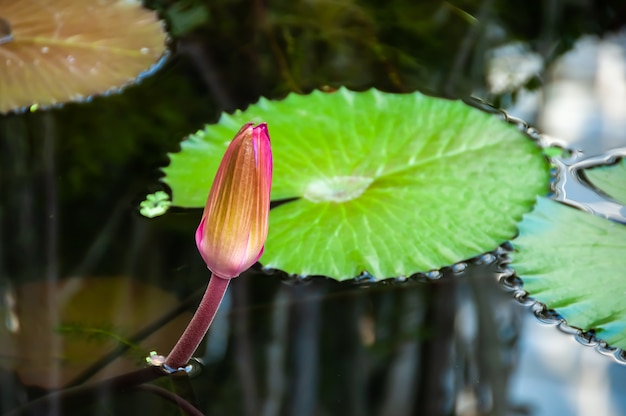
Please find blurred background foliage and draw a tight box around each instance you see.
[149,0,626,98]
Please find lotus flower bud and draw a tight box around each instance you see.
[195,122,273,279]
[162,123,272,370]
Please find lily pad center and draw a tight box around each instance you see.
[304,176,374,203]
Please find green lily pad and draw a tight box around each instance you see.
[511,197,626,350]
[162,88,550,280]
[584,158,626,205]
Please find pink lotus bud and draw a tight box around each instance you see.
[162,123,272,370]
[195,122,273,279]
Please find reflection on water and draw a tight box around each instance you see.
[191,260,520,416]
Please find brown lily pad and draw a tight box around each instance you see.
[0,0,167,113]
[0,276,192,389]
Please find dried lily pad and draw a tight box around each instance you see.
[584,158,626,205]
[0,0,167,113]
[159,88,550,280]
[511,197,626,350]
[0,276,191,389]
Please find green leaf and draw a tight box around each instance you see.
[584,158,626,205]
[511,197,626,350]
[164,88,550,280]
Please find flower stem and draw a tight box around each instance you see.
[165,274,230,369]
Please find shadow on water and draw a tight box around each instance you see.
[1,0,626,415]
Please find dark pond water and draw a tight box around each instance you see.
[1,1,626,415]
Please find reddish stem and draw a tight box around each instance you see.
[165,274,230,369]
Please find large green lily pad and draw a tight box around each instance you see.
[584,158,626,205]
[511,197,626,350]
[162,88,550,280]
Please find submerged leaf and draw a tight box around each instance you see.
[163,88,550,280]
[0,276,192,388]
[0,0,167,113]
[511,198,626,350]
[584,158,626,205]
